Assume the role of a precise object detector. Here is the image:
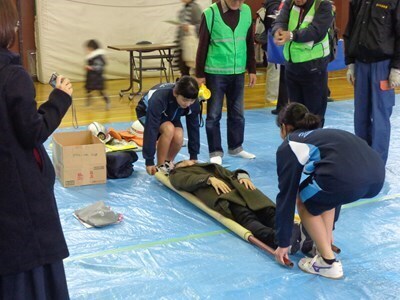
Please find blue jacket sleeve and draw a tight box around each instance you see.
[275,142,304,247]
[293,1,333,43]
[185,101,201,160]
[142,92,167,166]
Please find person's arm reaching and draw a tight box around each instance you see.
[195,13,209,84]
[6,69,72,148]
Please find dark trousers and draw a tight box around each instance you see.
[205,74,245,157]
[275,65,289,112]
[0,260,69,300]
[230,203,277,248]
[285,68,328,125]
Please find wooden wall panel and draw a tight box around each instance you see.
[9,0,35,74]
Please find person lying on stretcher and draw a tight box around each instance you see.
[169,160,312,254]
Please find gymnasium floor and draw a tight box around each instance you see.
[49,98,400,299]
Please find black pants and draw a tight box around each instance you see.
[230,203,277,248]
[285,68,328,126]
[275,65,289,112]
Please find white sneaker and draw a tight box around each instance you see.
[298,255,343,279]
[230,150,256,159]
[156,162,172,174]
[210,156,222,165]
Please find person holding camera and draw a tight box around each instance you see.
[0,0,72,298]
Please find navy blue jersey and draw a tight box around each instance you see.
[276,128,385,247]
[136,83,200,166]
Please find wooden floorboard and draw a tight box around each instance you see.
[33,69,394,128]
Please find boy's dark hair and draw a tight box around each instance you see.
[174,75,199,100]
[86,39,100,50]
[0,0,18,49]
[276,103,321,130]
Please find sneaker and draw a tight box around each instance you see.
[210,156,222,165]
[299,223,314,254]
[156,163,171,174]
[298,255,343,279]
[306,243,318,257]
[229,150,256,159]
[164,161,173,172]
[289,223,301,254]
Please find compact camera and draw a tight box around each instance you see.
[49,72,59,88]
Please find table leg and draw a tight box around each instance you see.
[119,50,134,98]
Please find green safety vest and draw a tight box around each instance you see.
[204,3,251,74]
[283,0,330,63]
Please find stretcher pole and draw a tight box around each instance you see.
[155,172,293,267]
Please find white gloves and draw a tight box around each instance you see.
[346,63,355,85]
[389,68,400,88]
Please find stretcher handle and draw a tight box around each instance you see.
[248,235,293,268]
[332,244,341,254]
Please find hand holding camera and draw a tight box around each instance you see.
[49,72,73,96]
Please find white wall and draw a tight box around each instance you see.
[35,0,211,83]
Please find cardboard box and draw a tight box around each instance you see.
[52,131,106,187]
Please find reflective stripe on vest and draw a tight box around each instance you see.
[204,3,251,74]
[283,1,330,63]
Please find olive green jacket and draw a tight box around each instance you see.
[169,163,275,218]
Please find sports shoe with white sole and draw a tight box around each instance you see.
[210,156,222,165]
[298,255,343,279]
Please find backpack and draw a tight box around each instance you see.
[254,7,268,45]
[106,150,138,179]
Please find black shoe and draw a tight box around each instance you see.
[271,109,279,115]
[300,223,313,254]
[289,223,301,254]
[327,97,334,102]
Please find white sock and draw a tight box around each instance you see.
[231,150,256,159]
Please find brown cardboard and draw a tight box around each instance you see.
[52,131,106,187]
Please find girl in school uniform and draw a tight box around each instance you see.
[274,103,385,279]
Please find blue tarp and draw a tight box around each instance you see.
[50,99,400,299]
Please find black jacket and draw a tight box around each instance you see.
[344,0,400,68]
[0,48,71,275]
[271,0,333,74]
[136,83,200,166]
[264,0,282,31]
[85,49,106,91]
